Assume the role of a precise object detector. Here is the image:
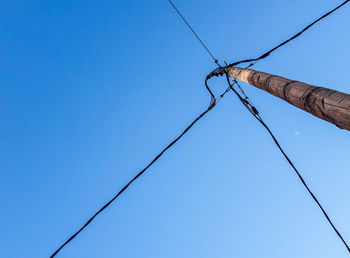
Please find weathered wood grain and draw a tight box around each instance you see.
[227,67,350,131]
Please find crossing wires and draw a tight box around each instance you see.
[204,0,350,253]
[225,76,350,253]
[50,0,350,256]
[50,2,230,257]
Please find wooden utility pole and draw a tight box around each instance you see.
[227,67,350,131]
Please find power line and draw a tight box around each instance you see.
[205,0,350,252]
[50,98,224,257]
[50,0,350,256]
[208,0,350,78]
[167,0,228,105]
[168,0,221,66]
[51,1,230,256]
[224,72,350,253]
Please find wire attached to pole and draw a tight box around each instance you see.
[50,0,350,256]
[224,74,350,254]
[208,0,350,78]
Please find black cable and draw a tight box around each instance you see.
[168,0,221,66]
[51,2,230,254]
[50,1,350,256]
[50,102,220,257]
[208,0,350,78]
[225,74,350,254]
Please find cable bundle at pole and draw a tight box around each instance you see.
[50,0,350,256]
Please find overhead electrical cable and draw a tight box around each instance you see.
[168,0,221,66]
[204,0,350,253]
[50,1,228,257]
[50,100,223,257]
[50,0,350,256]
[224,76,350,253]
[208,0,350,78]
[171,0,350,252]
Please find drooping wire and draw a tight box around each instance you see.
[224,74,350,254]
[208,0,350,78]
[168,0,221,66]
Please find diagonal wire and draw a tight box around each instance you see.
[168,0,220,66]
[51,2,230,256]
[50,106,213,257]
[225,75,350,254]
[50,88,231,257]
[208,0,350,78]
[50,0,350,256]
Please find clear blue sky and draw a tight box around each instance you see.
[1,0,350,257]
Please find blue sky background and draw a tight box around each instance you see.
[1,0,350,257]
